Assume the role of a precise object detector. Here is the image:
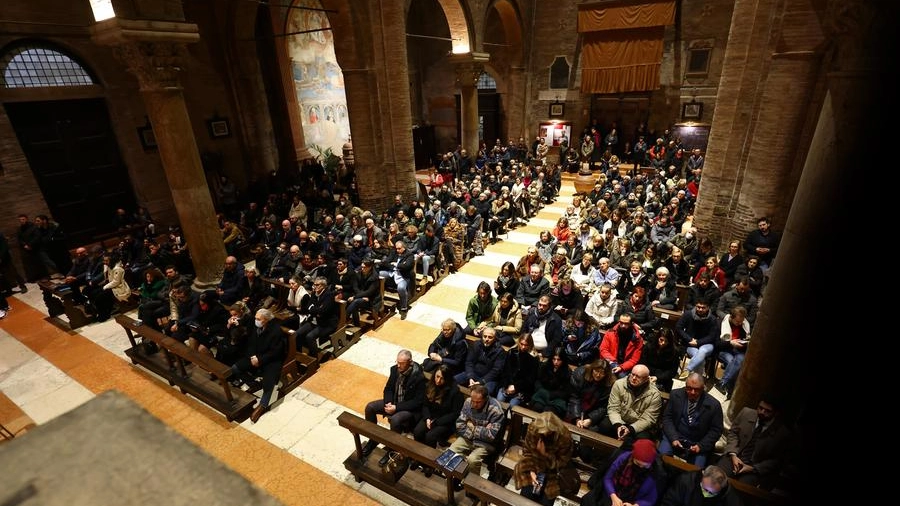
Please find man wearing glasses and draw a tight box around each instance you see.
[294,276,339,356]
[360,350,425,465]
[598,364,662,443]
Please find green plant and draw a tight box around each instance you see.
[310,144,342,179]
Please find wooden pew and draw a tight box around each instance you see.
[494,405,622,502]
[653,306,683,331]
[463,473,540,506]
[278,329,318,398]
[37,279,93,330]
[115,314,257,422]
[337,411,470,506]
[661,455,788,506]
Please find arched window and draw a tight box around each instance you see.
[476,72,496,91]
[0,42,95,88]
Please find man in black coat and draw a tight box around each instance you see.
[294,276,340,356]
[659,372,724,467]
[378,240,416,319]
[346,259,381,326]
[230,308,286,423]
[361,349,426,463]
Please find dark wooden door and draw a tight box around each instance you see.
[5,98,136,245]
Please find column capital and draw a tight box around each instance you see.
[449,52,490,88]
[91,18,199,91]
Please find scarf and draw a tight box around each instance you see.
[612,458,652,501]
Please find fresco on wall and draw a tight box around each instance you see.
[288,0,350,157]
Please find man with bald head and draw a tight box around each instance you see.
[598,363,662,443]
[216,255,245,305]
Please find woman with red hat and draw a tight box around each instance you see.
[582,438,663,506]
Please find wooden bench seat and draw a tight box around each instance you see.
[338,411,470,506]
[38,279,93,330]
[463,473,540,506]
[115,314,257,422]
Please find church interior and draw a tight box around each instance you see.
[1,0,889,503]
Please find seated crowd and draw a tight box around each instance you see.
[21,134,796,500]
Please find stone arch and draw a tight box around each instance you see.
[484,0,525,66]
[412,0,474,54]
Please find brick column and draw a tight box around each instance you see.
[729,0,892,421]
[92,20,226,288]
[339,0,416,213]
[693,0,821,244]
[450,53,490,157]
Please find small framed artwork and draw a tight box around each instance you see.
[208,118,231,139]
[549,102,565,118]
[682,102,703,121]
[137,125,157,150]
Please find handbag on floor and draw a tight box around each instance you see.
[380,451,409,483]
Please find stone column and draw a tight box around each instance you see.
[729,0,891,421]
[450,53,490,156]
[92,20,226,288]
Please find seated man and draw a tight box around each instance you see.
[596,364,662,443]
[378,240,415,320]
[516,263,551,311]
[714,305,751,398]
[423,318,468,377]
[716,396,793,490]
[361,350,426,464]
[454,327,506,395]
[521,294,563,359]
[465,281,497,336]
[229,308,285,423]
[216,256,245,305]
[61,247,91,303]
[599,312,644,378]
[293,276,339,356]
[676,298,719,380]
[659,372,724,467]
[345,259,381,326]
[448,384,506,480]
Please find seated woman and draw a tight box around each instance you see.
[581,439,663,506]
[530,346,572,418]
[693,255,727,293]
[218,301,253,370]
[283,276,310,330]
[563,310,603,366]
[618,285,659,334]
[412,364,464,475]
[638,329,680,393]
[186,290,229,359]
[479,292,523,347]
[488,194,511,244]
[493,261,520,300]
[735,255,765,296]
[618,260,650,300]
[238,266,268,312]
[648,266,678,309]
[535,230,558,264]
[137,267,169,330]
[567,358,614,430]
[570,252,597,295]
[514,411,577,506]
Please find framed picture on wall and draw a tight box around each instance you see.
[682,102,703,121]
[137,125,156,150]
[549,102,565,118]
[207,118,231,139]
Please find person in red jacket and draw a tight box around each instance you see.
[599,312,644,378]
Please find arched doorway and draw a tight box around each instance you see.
[1,41,136,246]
